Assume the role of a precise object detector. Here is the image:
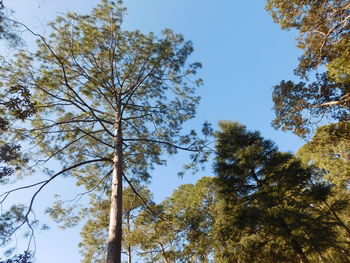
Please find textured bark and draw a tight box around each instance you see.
[106,117,123,263]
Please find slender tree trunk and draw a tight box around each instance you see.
[127,212,132,263]
[106,116,123,263]
[127,245,131,263]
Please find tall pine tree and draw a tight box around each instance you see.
[0,1,208,262]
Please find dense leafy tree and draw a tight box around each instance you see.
[0,1,208,262]
[136,177,217,263]
[297,122,350,261]
[266,0,350,136]
[70,121,349,262]
[298,121,350,187]
[214,121,340,263]
[265,4,350,258]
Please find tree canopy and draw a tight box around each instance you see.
[266,0,350,136]
[0,1,208,262]
[0,1,349,262]
[72,121,350,262]
[214,121,340,263]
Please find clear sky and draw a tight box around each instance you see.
[3,0,303,262]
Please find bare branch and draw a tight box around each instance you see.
[76,127,114,149]
[123,138,201,152]
[0,181,46,204]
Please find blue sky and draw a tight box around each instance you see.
[3,0,303,262]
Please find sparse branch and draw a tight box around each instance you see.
[26,118,112,134]
[123,173,177,231]
[76,127,114,149]
[121,63,158,115]
[122,173,157,217]
[123,138,201,152]
[65,34,119,113]
[4,158,112,238]
[122,114,152,121]
[318,13,350,56]
[37,133,88,164]
[0,181,46,204]
[157,241,170,263]
[64,169,112,204]
[33,83,89,114]
[11,19,116,138]
[120,53,151,94]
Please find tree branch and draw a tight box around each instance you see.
[123,138,201,152]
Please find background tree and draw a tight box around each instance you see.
[265,5,350,257]
[214,121,340,263]
[298,121,350,188]
[0,1,36,261]
[136,177,217,263]
[0,0,22,45]
[297,122,350,261]
[265,0,350,136]
[0,1,208,262]
[73,185,152,263]
[0,0,34,182]
[72,121,350,262]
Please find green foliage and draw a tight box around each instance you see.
[214,121,340,262]
[298,121,350,187]
[133,177,217,263]
[0,4,36,261]
[0,1,207,261]
[0,0,206,180]
[72,121,350,262]
[266,1,350,248]
[0,83,35,181]
[297,122,350,261]
[78,177,218,263]
[272,74,349,136]
[265,0,350,74]
[266,0,350,136]
[66,185,153,263]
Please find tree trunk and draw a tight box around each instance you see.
[106,118,123,263]
[127,245,131,263]
[127,212,132,263]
